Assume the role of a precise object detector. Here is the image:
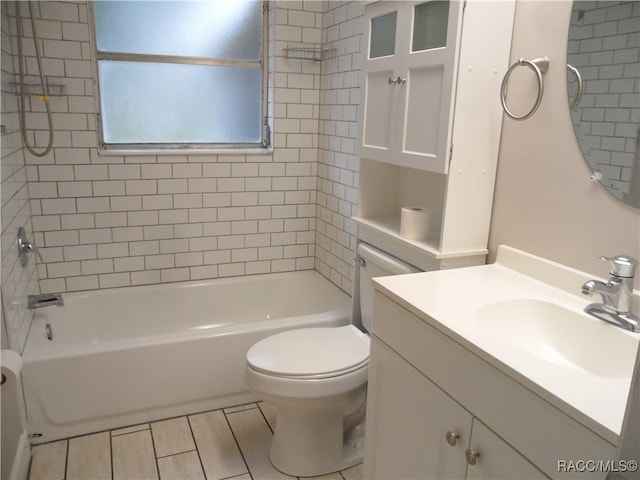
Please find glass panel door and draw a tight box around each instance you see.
[370,11,398,58]
[412,1,450,52]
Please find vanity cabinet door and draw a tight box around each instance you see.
[466,419,549,480]
[363,337,472,479]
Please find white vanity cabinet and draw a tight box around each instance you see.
[356,0,517,262]
[465,419,549,480]
[364,290,618,480]
[365,337,548,480]
[365,336,472,479]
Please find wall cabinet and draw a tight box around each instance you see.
[364,292,617,480]
[356,0,516,262]
[360,0,461,173]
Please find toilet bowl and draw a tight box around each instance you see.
[244,242,420,477]
[246,325,369,476]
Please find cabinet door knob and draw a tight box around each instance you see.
[465,448,480,465]
[397,76,406,85]
[445,431,459,446]
[388,76,398,85]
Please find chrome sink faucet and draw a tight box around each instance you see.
[581,255,639,332]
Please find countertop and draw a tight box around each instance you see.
[372,246,640,445]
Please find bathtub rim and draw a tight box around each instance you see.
[23,270,352,361]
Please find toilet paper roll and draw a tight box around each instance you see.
[400,206,431,240]
[1,349,23,387]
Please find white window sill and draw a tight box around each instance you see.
[98,146,274,156]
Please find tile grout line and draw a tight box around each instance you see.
[154,448,199,460]
[256,403,274,435]
[110,424,149,438]
[147,423,161,480]
[185,415,208,479]
[222,406,255,480]
[63,439,70,480]
[109,432,114,480]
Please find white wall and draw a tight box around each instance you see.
[489,0,640,288]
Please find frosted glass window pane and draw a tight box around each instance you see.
[95,1,262,61]
[98,61,262,144]
[370,12,397,59]
[412,1,449,52]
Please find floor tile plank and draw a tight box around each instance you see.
[111,423,149,437]
[258,402,278,432]
[29,440,68,480]
[340,462,363,480]
[66,432,111,480]
[26,404,362,480]
[157,451,204,480]
[226,407,295,480]
[189,410,248,480]
[112,429,158,480]
[306,472,343,480]
[224,403,258,414]
[151,417,196,458]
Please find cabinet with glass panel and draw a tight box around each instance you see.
[360,0,461,172]
[356,0,517,259]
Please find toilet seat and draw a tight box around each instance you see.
[247,325,370,379]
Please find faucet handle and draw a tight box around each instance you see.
[600,255,638,278]
[17,227,44,267]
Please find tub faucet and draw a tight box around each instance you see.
[581,255,639,332]
[28,293,64,310]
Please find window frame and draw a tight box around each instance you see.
[89,1,270,155]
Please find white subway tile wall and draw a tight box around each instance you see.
[317,2,363,295]
[3,1,364,313]
[1,2,40,352]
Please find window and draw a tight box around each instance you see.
[92,1,268,151]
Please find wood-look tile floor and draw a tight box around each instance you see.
[28,402,363,480]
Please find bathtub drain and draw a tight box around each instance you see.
[45,323,53,341]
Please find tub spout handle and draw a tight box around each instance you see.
[28,294,64,309]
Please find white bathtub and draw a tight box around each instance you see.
[22,271,351,444]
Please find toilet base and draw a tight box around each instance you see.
[269,405,365,477]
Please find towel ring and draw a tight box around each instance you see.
[501,56,549,121]
[566,64,583,111]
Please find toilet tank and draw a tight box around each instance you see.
[357,242,420,332]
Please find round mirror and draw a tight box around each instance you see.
[567,1,639,208]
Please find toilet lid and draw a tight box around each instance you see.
[247,325,370,379]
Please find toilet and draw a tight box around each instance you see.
[245,242,419,477]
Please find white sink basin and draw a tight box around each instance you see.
[372,246,640,440]
[475,299,637,378]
